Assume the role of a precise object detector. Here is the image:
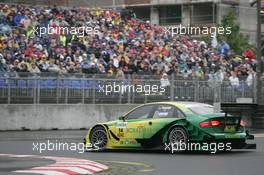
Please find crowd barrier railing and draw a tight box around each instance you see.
[0,73,258,104]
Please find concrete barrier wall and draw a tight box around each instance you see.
[0,104,138,130]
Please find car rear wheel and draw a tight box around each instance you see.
[90,126,108,150]
[168,127,188,152]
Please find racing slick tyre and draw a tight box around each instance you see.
[167,127,188,152]
[90,126,108,150]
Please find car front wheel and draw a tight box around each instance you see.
[90,126,108,150]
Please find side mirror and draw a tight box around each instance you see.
[119,116,125,121]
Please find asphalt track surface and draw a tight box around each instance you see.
[0,130,264,175]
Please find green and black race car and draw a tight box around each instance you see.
[84,102,256,152]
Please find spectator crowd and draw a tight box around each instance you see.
[0,3,261,88]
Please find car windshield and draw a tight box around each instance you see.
[188,105,215,115]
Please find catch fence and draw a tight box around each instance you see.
[0,73,260,104]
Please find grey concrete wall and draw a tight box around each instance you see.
[182,5,191,26]
[150,7,159,25]
[238,0,257,45]
[0,104,138,131]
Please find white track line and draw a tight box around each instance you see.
[54,162,108,169]
[44,157,93,161]
[14,170,69,175]
[31,167,93,174]
[0,153,12,156]
[254,133,264,138]
[8,154,36,158]
[48,164,102,171]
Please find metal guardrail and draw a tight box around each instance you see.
[0,74,258,104]
[261,80,264,104]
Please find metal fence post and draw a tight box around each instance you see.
[262,80,264,105]
[194,78,198,102]
[34,77,37,104]
[82,76,85,104]
[213,79,221,113]
[170,74,174,101]
[119,80,122,104]
[253,76,257,103]
[131,78,135,103]
[92,77,96,104]
[242,80,245,98]
[218,81,221,103]
[65,83,68,104]
[7,77,10,104]
[127,75,131,104]
[56,76,59,104]
[213,79,217,104]
[37,77,40,104]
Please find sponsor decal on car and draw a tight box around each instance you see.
[116,121,127,128]
[224,134,241,138]
[127,127,152,133]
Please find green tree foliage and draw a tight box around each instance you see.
[220,10,256,54]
